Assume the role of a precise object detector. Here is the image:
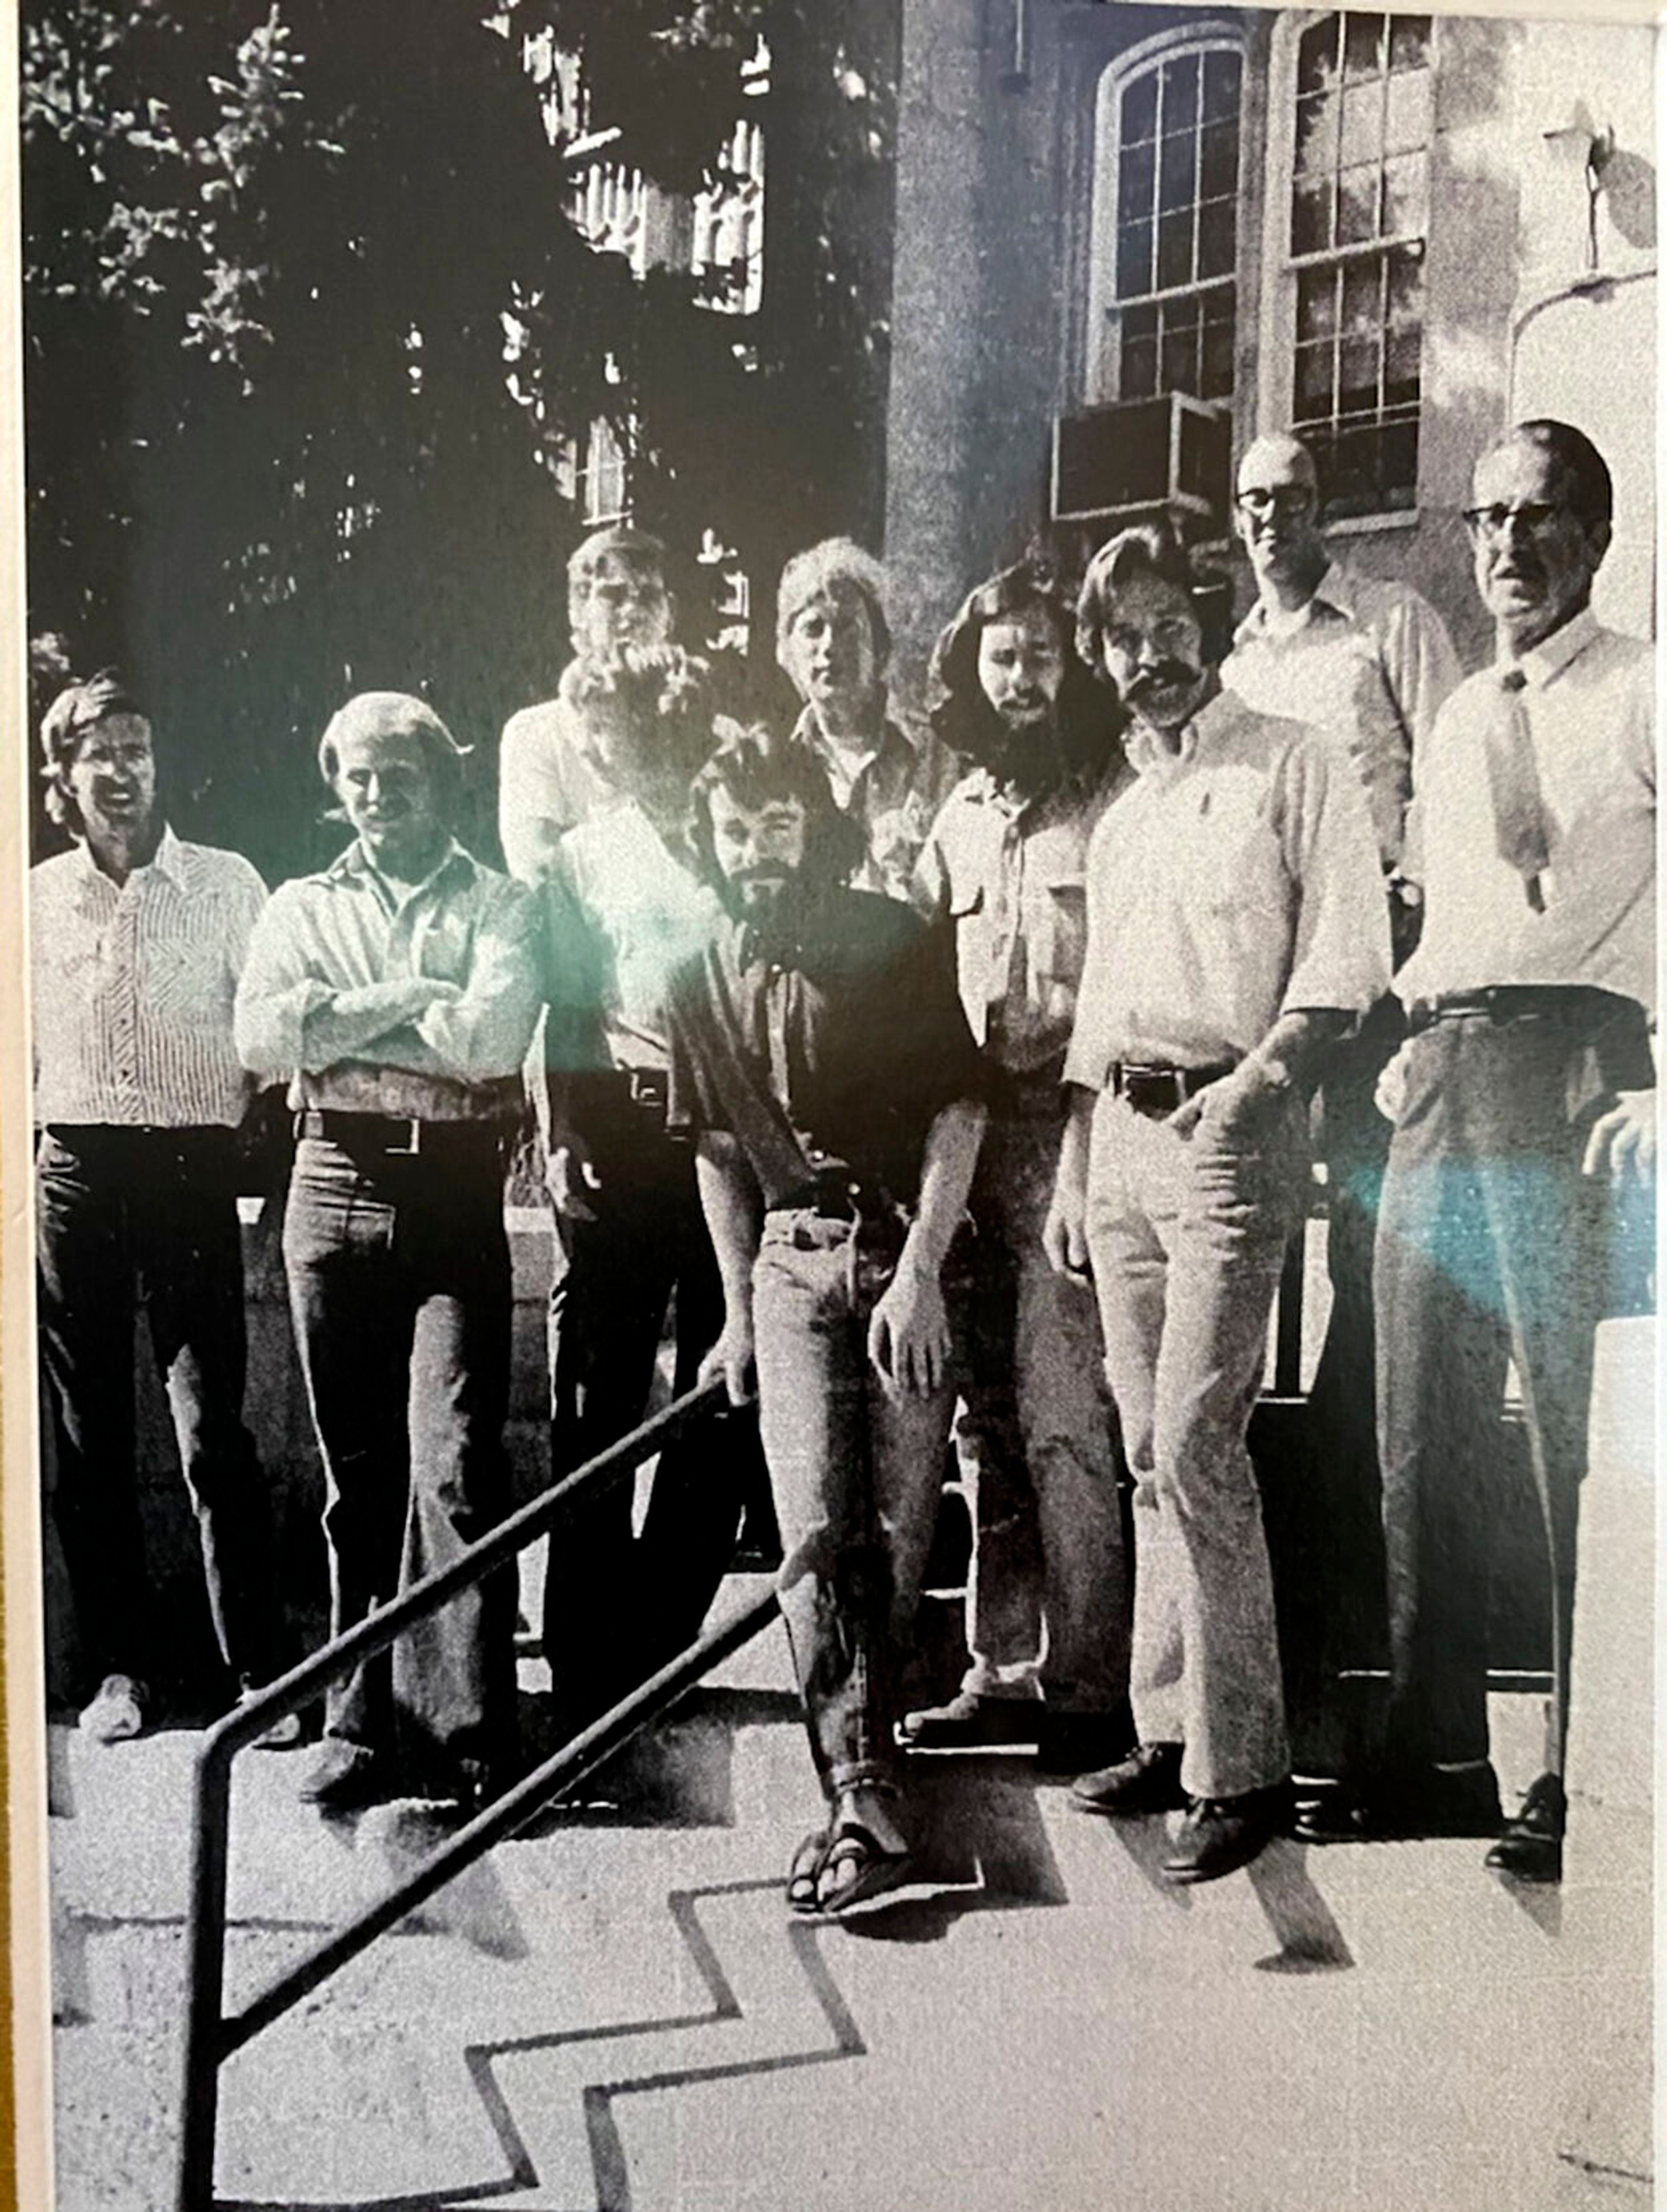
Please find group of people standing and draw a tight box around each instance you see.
[33,413,1654,1919]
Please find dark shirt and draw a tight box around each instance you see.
[666,886,985,1209]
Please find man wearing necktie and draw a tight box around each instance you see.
[1369,421,1656,1881]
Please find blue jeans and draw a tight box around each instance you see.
[283,1133,515,1793]
[36,1125,282,1697]
[751,1210,963,1798]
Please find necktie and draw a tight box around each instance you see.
[1483,667,1548,913]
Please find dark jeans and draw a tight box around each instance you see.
[752,1210,965,1798]
[1374,994,1651,1780]
[283,1132,516,1792]
[36,1125,282,1697]
[543,1113,761,1718]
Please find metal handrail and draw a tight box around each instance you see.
[176,1376,781,2212]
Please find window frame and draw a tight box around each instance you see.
[1257,7,1440,525]
[1085,20,1250,410]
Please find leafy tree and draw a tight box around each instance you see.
[21,0,900,876]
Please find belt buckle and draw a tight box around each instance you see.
[385,1118,423,1157]
[628,1070,668,1113]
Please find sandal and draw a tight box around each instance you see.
[787,1827,831,1916]
[814,1824,913,1919]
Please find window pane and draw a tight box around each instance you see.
[1201,309,1235,397]
[1336,164,1379,245]
[1159,129,1197,212]
[1384,323,1421,408]
[1292,178,1331,256]
[1117,219,1153,298]
[1200,119,1238,199]
[1382,151,1427,237]
[1344,11,1387,80]
[1379,418,1419,507]
[1339,336,1380,415]
[1122,70,1159,144]
[1202,49,1241,123]
[1296,266,1338,341]
[1389,15,1432,72]
[1328,424,1382,515]
[1198,198,1235,280]
[1121,329,1158,400]
[1120,139,1156,220]
[1384,68,1432,155]
[1157,209,1194,289]
[1294,92,1337,177]
[1339,81,1384,169]
[1161,316,1199,393]
[1341,254,1383,338]
[1161,52,1200,135]
[1294,342,1333,420]
[1122,299,1159,341]
[1297,15,1340,95]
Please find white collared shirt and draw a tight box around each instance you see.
[1222,562,1462,867]
[546,798,724,1074]
[234,836,544,1119]
[1397,608,1656,1015]
[1064,688,1391,1083]
[914,757,1130,1076]
[32,828,267,1128]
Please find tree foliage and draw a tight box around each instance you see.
[21,0,900,876]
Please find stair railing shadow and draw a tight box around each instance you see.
[178,1378,779,2212]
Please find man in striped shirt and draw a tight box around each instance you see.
[31,674,293,1747]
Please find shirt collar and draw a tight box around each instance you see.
[1234,560,1355,646]
[329,833,476,896]
[1504,605,1602,691]
[72,822,185,887]
[1123,675,1223,776]
[793,700,913,779]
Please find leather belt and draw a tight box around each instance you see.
[1407,986,1627,1036]
[1109,1060,1236,1119]
[296,1109,510,1159]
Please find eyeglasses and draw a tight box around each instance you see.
[1235,485,1314,518]
[1461,501,1573,543]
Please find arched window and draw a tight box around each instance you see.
[1285,10,1434,515]
[1088,33,1245,407]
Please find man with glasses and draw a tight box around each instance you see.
[1367,421,1655,1881]
[1222,432,1461,1807]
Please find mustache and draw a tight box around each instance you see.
[1124,660,1200,700]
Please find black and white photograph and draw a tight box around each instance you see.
[0,0,1658,2205]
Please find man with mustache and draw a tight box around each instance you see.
[775,538,959,901]
[1222,433,1461,1805]
[1368,421,1655,1881]
[32,673,293,1746]
[666,733,987,1916]
[1048,523,1390,1883]
[899,565,1131,1765]
[237,693,543,1813]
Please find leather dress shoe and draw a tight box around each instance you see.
[899,1688,1044,1751]
[1162,1783,1292,1886]
[298,1739,393,1813]
[1485,1773,1564,1884]
[1071,1739,1185,1816]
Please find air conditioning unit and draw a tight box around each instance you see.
[1050,391,1230,531]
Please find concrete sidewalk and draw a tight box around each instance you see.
[45,1601,1647,2212]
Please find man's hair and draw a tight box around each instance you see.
[775,537,892,675]
[687,725,866,895]
[316,691,471,822]
[1076,520,1229,671]
[567,524,671,592]
[1494,419,1614,530]
[39,669,148,832]
[927,559,1112,778]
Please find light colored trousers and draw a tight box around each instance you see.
[958,1095,1130,1710]
[1084,1087,1306,1800]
